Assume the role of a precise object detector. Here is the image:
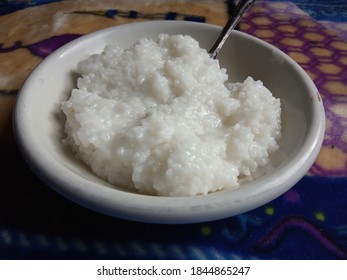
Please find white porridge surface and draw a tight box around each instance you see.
[61,34,281,196]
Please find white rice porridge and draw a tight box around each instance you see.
[61,34,281,197]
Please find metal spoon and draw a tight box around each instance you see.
[209,0,255,59]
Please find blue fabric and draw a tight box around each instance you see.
[0,0,62,15]
[266,0,347,21]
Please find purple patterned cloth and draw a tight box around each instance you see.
[241,1,347,177]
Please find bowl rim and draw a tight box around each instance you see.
[13,20,325,224]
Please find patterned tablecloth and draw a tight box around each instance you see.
[0,0,346,259]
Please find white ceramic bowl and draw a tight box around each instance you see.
[14,21,325,224]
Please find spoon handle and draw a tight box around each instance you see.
[209,0,255,59]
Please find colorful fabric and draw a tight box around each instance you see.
[0,0,346,259]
